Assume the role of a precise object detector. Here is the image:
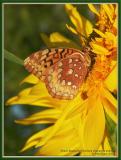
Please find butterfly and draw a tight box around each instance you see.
[24,48,91,100]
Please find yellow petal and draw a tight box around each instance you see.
[104,65,117,93]
[104,32,117,50]
[90,43,109,55]
[21,125,60,152]
[66,24,78,34]
[103,137,112,150]
[49,32,80,49]
[40,33,53,48]
[36,94,83,147]
[93,28,106,38]
[109,4,115,12]
[94,145,103,156]
[65,4,83,31]
[21,115,80,152]
[85,19,93,37]
[25,126,51,145]
[65,4,93,38]
[103,137,114,156]
[20,140,38,152]
[50,32,70,43]
[20,74,39,85]
[102,97,117,124]
[35,114,84,156]
[65,4,93,45]
[102,4,114,23]
[113,5,118,29]
[88,4,99,16]
[6,82,68,108]
[6,88,32,105]
[30,82,51,96]
[20,94,83,152]
[16,119,53,125]
[35,131,80,156]
[15,109,62,125]
[6,94,67,108]
[92,137,113,156]
[101,87,117,109]
[83,97,105,150]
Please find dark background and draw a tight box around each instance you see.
[4,4,92,156]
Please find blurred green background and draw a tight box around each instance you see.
[4,4,92,156]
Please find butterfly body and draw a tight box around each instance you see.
[24,48,90,100]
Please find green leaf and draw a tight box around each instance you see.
[4,49,24,66]
[105,111,117,151]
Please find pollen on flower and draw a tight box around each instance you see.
[97,4,117,33]
[97,9,108,31]
[86,56,112,89]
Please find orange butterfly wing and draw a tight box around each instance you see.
[45,54,88,99]
[24,48,75,81]
[24,48,89,100]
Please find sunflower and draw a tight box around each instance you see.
[6,4,118,156]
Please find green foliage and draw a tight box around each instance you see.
[105,111,117,152]
[4,49,24,65]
